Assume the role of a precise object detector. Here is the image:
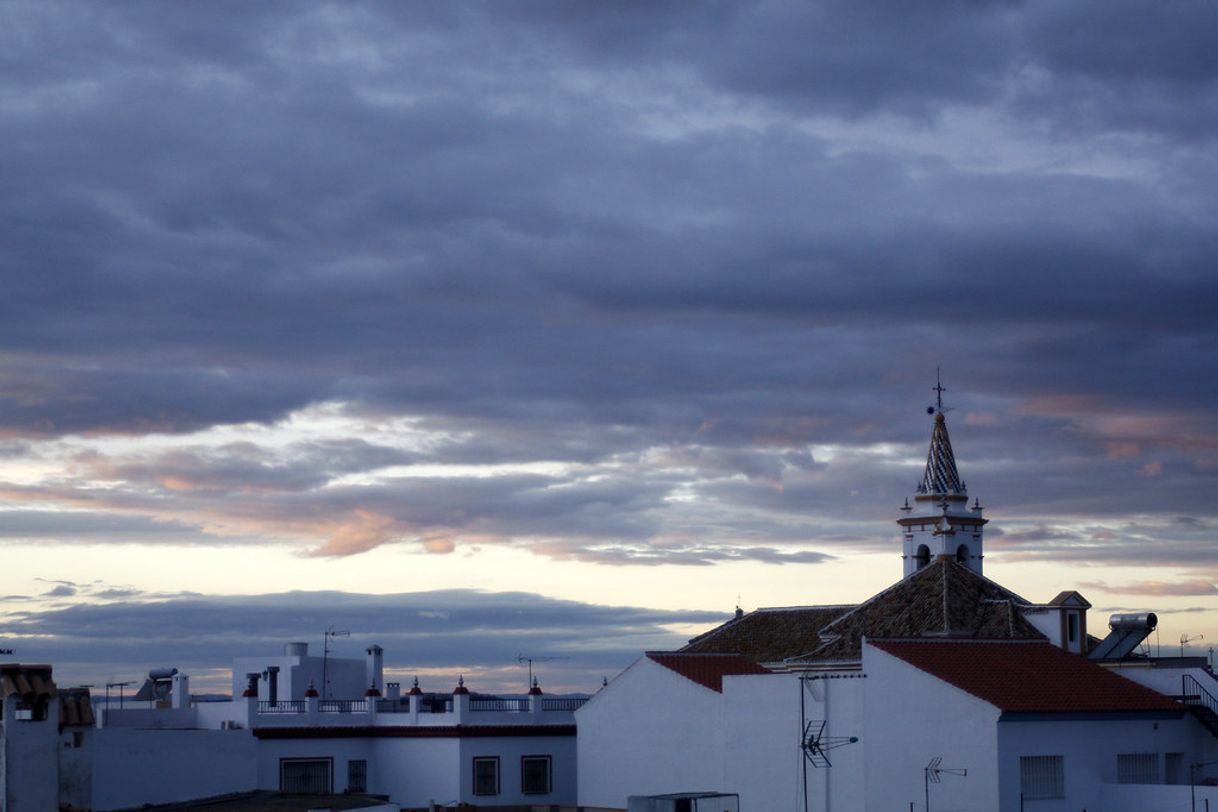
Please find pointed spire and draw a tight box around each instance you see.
[918,412,965,496]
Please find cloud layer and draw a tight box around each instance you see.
[1,1,1217,676]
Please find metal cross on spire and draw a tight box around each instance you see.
[933,367,947,414]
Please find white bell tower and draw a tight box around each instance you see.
[898,374,987,578]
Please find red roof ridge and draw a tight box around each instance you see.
[646,652,770,693]
[870,639,1181,714]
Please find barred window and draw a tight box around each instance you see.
[1117,753,1159,784]
[280,759,332,794]
[522,755,552,795]
[1020,755,1064,799]
[347,759,367,793]
[473,756,499,796]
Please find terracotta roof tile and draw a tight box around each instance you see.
[646,653,770,692]
[792,559,1044,662]
[680,606,853,662]
[871,639,1181,713]
[0,664,56,701]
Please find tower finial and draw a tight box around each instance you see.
[933,367,946,414]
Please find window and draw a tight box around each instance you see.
[473,757,499,796]
[347,759,367,793]
[1020,755,1064,799]
[280,758,332,794]
[1166,753,1186,785]
[915,544,931,570]
[14,700,48,721]
[1117,753,1159,784]
[521,755,552,795]
[1067,612,1079,644]
[955,544,969,564]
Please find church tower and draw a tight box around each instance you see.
[898,375,987,577]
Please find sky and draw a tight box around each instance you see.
[2,0,1217,695]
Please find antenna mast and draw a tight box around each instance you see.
[517,654,567,691]
[321,625,350,700]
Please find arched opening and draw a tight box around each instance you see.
[915,544,931,570]
[956,544,970,565]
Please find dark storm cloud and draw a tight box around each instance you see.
[2,589,724,690]
[1,0,1217,570]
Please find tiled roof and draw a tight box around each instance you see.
[646,653,770,692]
[788,559,1044,663]
[919,412,965,496]
[871,639,1182,713]
[681,605,854,663]
[1048,590,1092,608]
[0,664,56,701]
[60,687,95,727]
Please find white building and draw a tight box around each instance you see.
[4,643,583,810]
[578,405,1218,811]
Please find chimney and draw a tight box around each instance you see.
[366,645,384,695]
[265,666,280,704]
[171,674,190,709]
[243,673,260,698]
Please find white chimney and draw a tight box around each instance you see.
[366,645,384,694]
[171,674,190,709]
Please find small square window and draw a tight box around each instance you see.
[1020,755,1064,799]
[473,757,499,796]
[522,755,552,795]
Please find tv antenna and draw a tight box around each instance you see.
[799,677,858,812]
[517,654,568,690]
[1181,633,1204,657]
[321,625,350,700]
[924,757,967,812]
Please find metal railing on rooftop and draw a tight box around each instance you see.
[318,699,367,713]
[541,697,587,711]
[470,698,530,712]
[257,700,305,714]
[1182,674,1218,716]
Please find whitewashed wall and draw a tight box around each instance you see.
[254,731,575,808]
[58,726,93,811]
[457,734,577,805]
[997,713,1199,811]
[577,657,726,808]
[720,672,865,812]
[863,642,1002,812]
[91,728,258,810]
[1,696,60,812]
[255,735,376,794]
